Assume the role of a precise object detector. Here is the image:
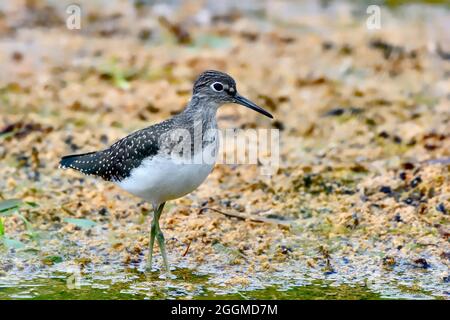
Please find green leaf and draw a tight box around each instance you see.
[0,210,16,217]
[0,199,22,213]
[113,76,130,90]
[22,248,40,254]
[2,237,25,249]
[25,201,39,208]
[64,218,97,229]
[0,131,15,140]
[15,213,33,232]
[0,218,4,237]
[99,61,131,90]
[42,255,63,265]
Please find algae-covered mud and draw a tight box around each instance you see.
[0,1,449,300]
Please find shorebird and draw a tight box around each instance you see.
[60,70,273,272]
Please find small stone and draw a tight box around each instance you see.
[410,176,422,188]
[11,51,23,61]
[280,245,292,255]
[413,258,430,269]
[440,252,450,260]
[272,120,285,131]
[393,135,402,144]
[401,162,415,170]
[382,256,396,267]
[98,207,108,216]
[380,186,392,194]
[378,131,389,138]
[436,203,447,214]
[322,41,334,50]
[138,28,152,41]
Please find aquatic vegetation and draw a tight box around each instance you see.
[0,199,39,249]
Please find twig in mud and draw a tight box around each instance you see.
[199,207,247,220]
[182,240,191,257]
[422,157,450,165]
[198,207,291,227]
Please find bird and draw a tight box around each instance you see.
[59,70,273,272]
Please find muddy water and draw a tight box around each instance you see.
[0,237,445,300]
[0,268,383,300]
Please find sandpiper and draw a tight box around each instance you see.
[60,70,273,272]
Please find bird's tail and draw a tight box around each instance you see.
[59,151,99,174]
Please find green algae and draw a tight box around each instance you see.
[0,270,383,300]
[0,265,442,300]
[206,283,383,300]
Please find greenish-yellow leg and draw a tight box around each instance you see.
[155,216,170,272]
[146,202,169,272]
[146,215,157,271]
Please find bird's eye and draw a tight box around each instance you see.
[211,82,224,92]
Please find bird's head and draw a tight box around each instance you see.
[192,70,273,119]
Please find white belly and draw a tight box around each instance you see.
[116,141,217,206]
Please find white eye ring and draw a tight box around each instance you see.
[211,82,224,92]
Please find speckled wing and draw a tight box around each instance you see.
[59,128,160,182]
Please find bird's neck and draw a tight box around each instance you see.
[170,96,219,157]
[181,95,219,131]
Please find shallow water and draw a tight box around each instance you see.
[0,250,445,300]
[0,268,384,300]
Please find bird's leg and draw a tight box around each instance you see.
[146,204,159,271]
[154,202,170,272]
[146,202,169,272]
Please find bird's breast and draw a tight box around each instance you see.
[116,130,219,205]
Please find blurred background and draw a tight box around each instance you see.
[0,0,449,300]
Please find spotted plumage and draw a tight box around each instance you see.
[60,122,163,182]
[59,70,273,272]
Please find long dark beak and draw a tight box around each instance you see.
[234,94,273,119]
